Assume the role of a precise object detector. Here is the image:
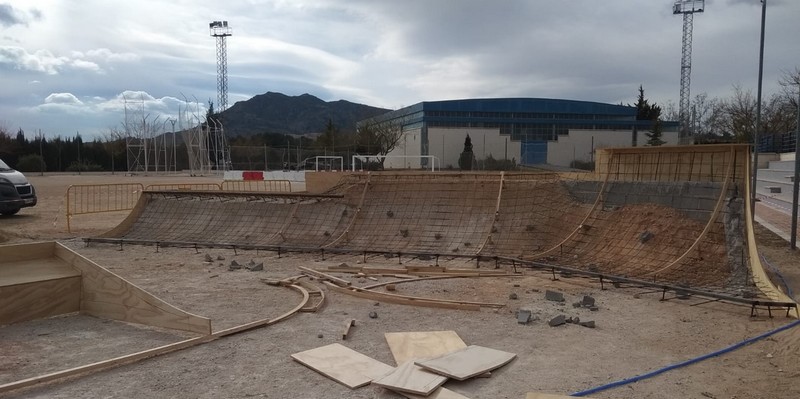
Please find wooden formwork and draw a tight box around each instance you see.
[0,241,211,333]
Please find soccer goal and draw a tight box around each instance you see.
[351,155,440,172]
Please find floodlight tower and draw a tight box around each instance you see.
[673,0,704,145]
[209,21,232,112]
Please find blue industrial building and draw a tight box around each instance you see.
[362,98,679,166]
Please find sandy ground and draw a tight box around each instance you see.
[1,173,799,399]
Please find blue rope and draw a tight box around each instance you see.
[571,319,800,397]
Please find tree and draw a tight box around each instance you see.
[316,119,338,153]
[633,85,665,146]
[645,119,666,146]
[458,135,474,170]
[355,117,403,168]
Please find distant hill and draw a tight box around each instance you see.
[219,92,391,137]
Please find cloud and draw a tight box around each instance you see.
[0,3,24,27]
[0,46,138,75]
[21,90,208,138]
[44,92,83,105]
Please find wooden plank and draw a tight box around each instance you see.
[298,266,351,287]
[0,258,79,287]
[53,243,212,335]
[323,282,481,311]
[404,266,447,273]
[291,343,394,389]
[0,276,81,325]
[0,241,55,263]
[414,345,516,381]
[342,319,355,340]
[371,360,448,396]
[385,331,468,365]
[401,387,471,399]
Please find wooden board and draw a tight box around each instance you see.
[0,258,79,287]
[291,343,394,389]
[53,243,212,335]
[402,387,471,399]
[0,241,56,263]
[385,331,468,365]
[371,360,448,396]
[414,345,516,381]
[0,277,81,325]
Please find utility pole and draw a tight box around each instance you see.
[791,85,800,249]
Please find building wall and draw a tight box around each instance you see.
[382,128,423,169]
[385,127,679,169]
[428,127,520,169]
[547,129,680,167]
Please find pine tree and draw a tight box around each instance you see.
[458,135,474,170]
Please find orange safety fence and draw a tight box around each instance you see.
[65,183,144,232]
[220,179,292,193]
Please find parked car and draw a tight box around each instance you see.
[0,158,37,215]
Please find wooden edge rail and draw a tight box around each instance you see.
[322,281,503,311]
[0,284,309,395]
[298,266,351,287]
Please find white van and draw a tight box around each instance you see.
[0,158,38,215]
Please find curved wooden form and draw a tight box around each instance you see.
[742,156,798,318]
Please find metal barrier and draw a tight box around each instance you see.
[65,183,144,232]
[221,180,292,193]
[144,183,222,191]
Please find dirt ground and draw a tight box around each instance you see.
[1,173,799,399]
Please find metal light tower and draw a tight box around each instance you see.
[209,21,232,112]
[673,0,704,145]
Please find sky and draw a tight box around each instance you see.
[0,0,798,140]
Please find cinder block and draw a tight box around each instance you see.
[545,290,565,302]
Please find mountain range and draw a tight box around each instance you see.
[219,92,390,137]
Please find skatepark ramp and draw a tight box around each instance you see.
[88,144,796,315]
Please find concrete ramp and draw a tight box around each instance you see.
[91,145,797,311]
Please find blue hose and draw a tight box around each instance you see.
[571,319,800,397]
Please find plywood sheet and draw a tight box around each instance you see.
[0,241,55,263]
[0,257,80,287]
[291,343,394,389]
[415,345,516,381]
[385,331,467,365]
[371,360,448,396]
[54,243,212,335]
[0,276,81,325]
[402,387,471,399]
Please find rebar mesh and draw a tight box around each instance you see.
[96,145,784,301]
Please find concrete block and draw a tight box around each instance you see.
[582,295,596,307]
[517,309,531,324]
[548,315,566,327]
[579,320,596,328]
[545,290,565,302]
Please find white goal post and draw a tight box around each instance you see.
[351,155,440,172]
[313,156,344,172]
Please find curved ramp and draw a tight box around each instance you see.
[91,145,796,312]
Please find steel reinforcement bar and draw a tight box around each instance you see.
[83,236,797,317]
